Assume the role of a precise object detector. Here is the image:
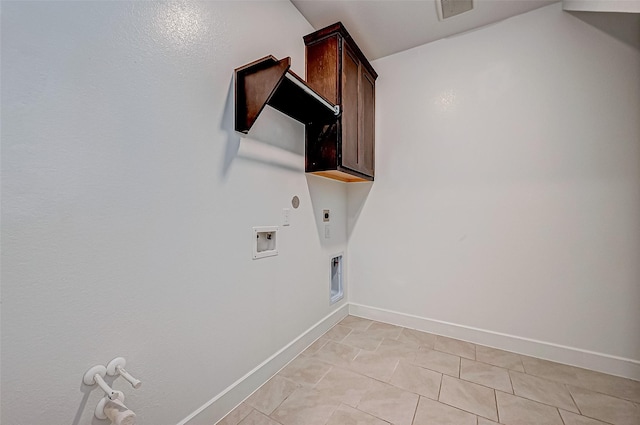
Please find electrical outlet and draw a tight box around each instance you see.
[324,224,331,239]
[282,208,291,226]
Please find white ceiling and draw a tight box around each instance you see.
[291,0,559,60]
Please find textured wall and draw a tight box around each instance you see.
[1,2,348,424]
[349,3,640,365]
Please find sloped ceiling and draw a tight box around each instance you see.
[291,0,558,60]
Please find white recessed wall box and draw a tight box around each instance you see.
[253,226,278,259]
[330,253,344,304]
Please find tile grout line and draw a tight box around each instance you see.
[227,318,638,425]
[266,376,300,418]
[366,321,640,394]
[472,356,524,376]
[409,396,420,425]
[498,384,586,417]
[507,369,515,395]
[217,405,253,425]
[576,406,631,425]
[459,357,516,395]
[565,384,583,415]
[388,357,401,379]
[432,347,476,361]
[352,405,393,425]
[311,364,334,390]
[577,413,618,425]
[449,369,516,395]
[368,362,450,404]
[436,397,499,423]
[566,382,640,405]
[269,410,285,425]
[564,410,619,425]
[557,407,567,425]
[515,359,640,403]
[521,357,532,376]
[343,327,354,341]
[516,354,525,373]
[440,374,500,421]
[507,368,638,413]
[326,318,638,425]
[494,388,500,424]
[349,317,640,388]
[321,400,341,425]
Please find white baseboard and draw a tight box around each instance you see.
[178,300,638,425]
[349,303,640,381]
[178,304,349,425]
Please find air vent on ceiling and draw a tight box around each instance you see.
[437,0,473,20]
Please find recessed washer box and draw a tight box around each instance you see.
[253,226,278,259]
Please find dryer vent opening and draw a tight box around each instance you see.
[330,255,344,304]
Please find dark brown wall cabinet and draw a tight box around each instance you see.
[234,23,377,183]
[304,23,377,182]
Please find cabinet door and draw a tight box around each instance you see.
[359,68,375,176]
[341,45,360,171]
[306,35,339,105]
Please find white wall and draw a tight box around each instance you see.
[1,2,348,424]
[4,2,640,424]
[349,3,640,371]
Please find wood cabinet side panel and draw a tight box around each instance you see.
[360,69,375,176]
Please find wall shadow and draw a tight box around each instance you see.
[568,11,640,50]
[347,181,373,240]
[305,174,348,249]
[72,374,120,425]
[220,77,240,179]
[220,76,306,179]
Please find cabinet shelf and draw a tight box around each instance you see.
[234,55,339,134]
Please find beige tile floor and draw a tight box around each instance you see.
[218,316,640,425]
